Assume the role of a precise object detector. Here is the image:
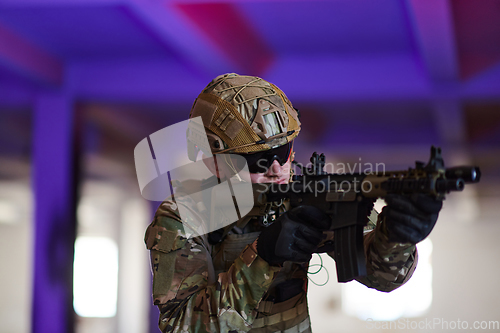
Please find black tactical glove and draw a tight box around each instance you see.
[257,205,330,266]
[382,193,443,244]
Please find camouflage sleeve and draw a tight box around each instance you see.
[354,211,418,292]
[145,204,280,333]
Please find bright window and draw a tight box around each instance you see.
[73,236,118,318]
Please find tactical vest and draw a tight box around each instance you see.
[211,222,312,333]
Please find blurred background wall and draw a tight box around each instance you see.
[0,0,499,332]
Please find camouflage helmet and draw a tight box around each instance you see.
[188,73,301,156]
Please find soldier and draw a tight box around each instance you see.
[144,73,442,332]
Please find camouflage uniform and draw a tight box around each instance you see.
[145,188,417,333]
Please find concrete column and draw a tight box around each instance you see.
[32,92,77,333]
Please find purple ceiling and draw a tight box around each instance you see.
[0,0,499,98]
[0,0,499,152]
[240,0,416,56]
[0,5,173,60]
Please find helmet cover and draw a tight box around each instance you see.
[189,73,301,155]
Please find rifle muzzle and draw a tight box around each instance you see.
[445,166,481,183]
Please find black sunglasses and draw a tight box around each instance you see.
[234,142,293,174]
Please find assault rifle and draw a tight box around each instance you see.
[265,146,481,282]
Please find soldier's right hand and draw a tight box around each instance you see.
[256,206,330,266]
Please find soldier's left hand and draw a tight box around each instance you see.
[382,193,443,244]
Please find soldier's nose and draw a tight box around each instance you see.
[268,160,282,176]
